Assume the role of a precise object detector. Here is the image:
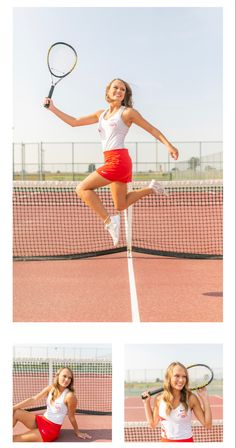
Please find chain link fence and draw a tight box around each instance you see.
[13,344,112,360]
[13,141,223,181]
[125,367,223,397]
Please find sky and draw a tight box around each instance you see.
[13,6,223,145]
[13,343,112,359]
[124,343,223,374]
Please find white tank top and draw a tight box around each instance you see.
[159,398,193,440]
[44,388,69,425]
[98,106,129,151]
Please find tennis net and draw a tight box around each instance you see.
[124,421,223,443]
[13,180,223,260]
[13,358,112,415]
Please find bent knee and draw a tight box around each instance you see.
[13,408,20,424]
[13,408,19,417]
[75,184,85,198]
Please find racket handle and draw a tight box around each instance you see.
[141,387,163,400]
[44,85,55,108]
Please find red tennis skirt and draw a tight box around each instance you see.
[36,415,62,442]
[96,148,132,183]
[161,437,194,442]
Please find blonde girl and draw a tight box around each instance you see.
[44,78,179,246]
[13,367,91,442]
[143,361,212,442]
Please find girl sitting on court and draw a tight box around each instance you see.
[13,366,91,442]
[44,78,179,247]
[142,361,212,443]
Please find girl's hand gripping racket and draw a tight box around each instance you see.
[44,42,78,108]
[141,364,214,400]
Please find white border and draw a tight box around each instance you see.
[0,0,235,447]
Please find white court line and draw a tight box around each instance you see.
[127,254,140,322]
[124,201,140,323]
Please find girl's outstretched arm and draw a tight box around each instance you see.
[43,98,104,127]
[125,108,179,160]
[13,385,51,411]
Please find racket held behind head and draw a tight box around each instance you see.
[141,363,214,400]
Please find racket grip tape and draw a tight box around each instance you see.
[141,387,164,400]
[44,85,55,108]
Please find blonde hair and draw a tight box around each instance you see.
[105,78,133,107]
[162,362,190,415]
[50,366,74,403]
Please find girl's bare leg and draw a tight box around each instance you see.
[13,409,43,442]
[76,171,112,222]
[110,182,153,211]
[13,409,37,429]
[13,428,43,442]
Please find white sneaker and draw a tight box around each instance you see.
[105,215,120,247]
[149,179,167,195]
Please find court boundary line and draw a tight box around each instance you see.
[124,199,140,323]
[127,254,140,322]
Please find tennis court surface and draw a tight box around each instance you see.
[13,357,112,443]
[13,180,223,322]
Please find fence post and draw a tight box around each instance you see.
[199,141,202,178]
[12,143,15,179]
[38,143,41,180]
[168,152,171,180]
[39,142,44,180]
[135,142,138,173]
[72,142,75,180]
[21,142,25,180]
[49,359,53,385]
[155,140,158,172]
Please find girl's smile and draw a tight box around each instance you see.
[170,365,187,391]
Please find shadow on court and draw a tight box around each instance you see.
[58,428,112,442]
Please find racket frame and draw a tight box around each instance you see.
[141,363,214,400]
[187,363,214,390]
[44,41,77,107]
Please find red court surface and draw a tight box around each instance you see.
[13,411,112,442]
[13,253,222,322]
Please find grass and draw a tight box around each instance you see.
[125,380,223,397]
[13,171,223,182]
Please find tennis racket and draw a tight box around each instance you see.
[44,42,78,108]
[141,364,214,400]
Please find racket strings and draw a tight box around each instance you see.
[188,366,213,389]
[48,45,77,78]
[50,67,68,76]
